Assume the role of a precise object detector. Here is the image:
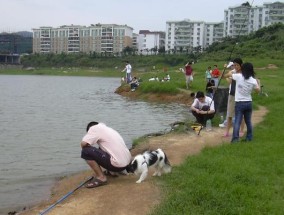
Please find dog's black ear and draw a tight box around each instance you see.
[125,160,137,173]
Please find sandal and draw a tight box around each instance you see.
[222,133,231,137]
[85,178,108,188]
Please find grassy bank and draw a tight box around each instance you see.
[149,59,284,214]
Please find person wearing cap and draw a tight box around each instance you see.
[190,91,215,126]
[80,122,131,188]
[222,58,245,137]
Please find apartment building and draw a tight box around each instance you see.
[33,24,133,54]
[135,30,165,54]
[204,22,224,48]
[166,2,283,51]
[224,1,284,37]
[165,19,223,52]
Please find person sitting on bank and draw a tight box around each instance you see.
[190,91,215,126]
[130,76,139,91]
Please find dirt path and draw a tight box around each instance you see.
[19,106,268,215]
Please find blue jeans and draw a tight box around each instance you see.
[231,101,253,143]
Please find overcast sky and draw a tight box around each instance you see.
[0,0,272,33]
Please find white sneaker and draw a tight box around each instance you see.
[219,123,226,128]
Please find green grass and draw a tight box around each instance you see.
[149,59,284,215]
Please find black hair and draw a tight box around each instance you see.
[86,121,99,132]
[241,62,255,80]
[233,58,243,66]
[195,91,205,98]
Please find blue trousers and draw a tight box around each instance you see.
[231,101,253,143]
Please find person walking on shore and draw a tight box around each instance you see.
[80,121,131,188]
[183,61,194,89]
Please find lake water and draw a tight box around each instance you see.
[0,75,189,214]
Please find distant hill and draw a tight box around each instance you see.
[202,23,284,60]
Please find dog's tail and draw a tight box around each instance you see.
[163,152,172,174]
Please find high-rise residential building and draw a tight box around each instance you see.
[33,24,133,54]
[165,19,223,52]
[204,22,224,48]
[166,2,283,51]
[135,30,165,55]
[224,1,284,37]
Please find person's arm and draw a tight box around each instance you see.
[223,70,233,78]
[81,141,91,148]
[254,79,261,93]
[191,100,199,112]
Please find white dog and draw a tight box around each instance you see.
[126,148,172,183]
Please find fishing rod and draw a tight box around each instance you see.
[198,0,255,136]
[39,176,94,215]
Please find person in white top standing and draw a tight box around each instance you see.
[224,62,260,143]
[122,61,132,83]
[81,122,131,188]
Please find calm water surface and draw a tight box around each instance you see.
[0,75,189,213]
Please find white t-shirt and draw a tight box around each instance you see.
[232,73,259,102]
[126,64,132,74]
[192,96,215,111]
[82,123,131,167]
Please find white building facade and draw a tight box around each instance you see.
[33,24,133,54]
[224,1,284,37]
[165,20,223,52]
[134,30,165,55]
[166,2,283,51]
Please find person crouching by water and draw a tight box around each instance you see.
[190,91,215,126]
[80,122,131,188]
[130,76,139,91]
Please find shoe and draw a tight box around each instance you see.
[222,133,231,137]
[219,123,226,128]
[131,89,135,92]
[85,178,108,188]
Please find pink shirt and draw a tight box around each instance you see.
[82,123,131,167]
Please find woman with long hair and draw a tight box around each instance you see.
[224,62,260,143]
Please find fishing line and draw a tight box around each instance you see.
[39,176,94,215]
[198,0,255,135]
